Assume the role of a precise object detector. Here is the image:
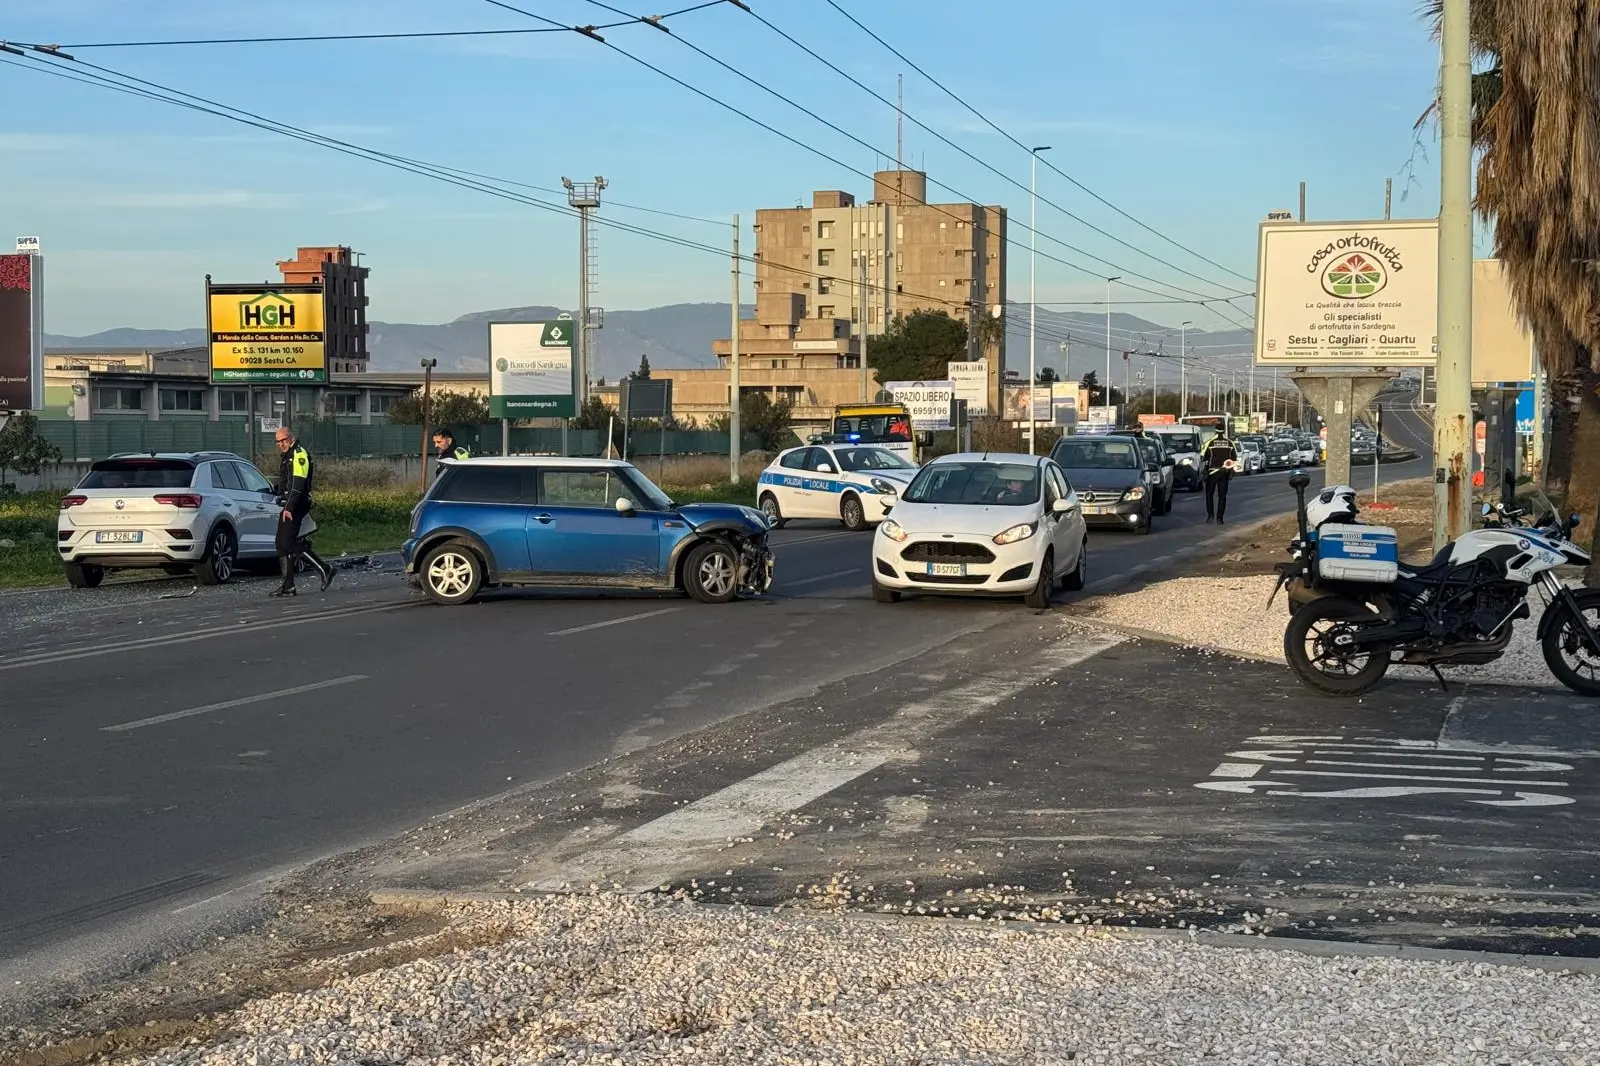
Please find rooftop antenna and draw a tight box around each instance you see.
[897,73,904,169]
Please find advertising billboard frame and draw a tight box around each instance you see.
[207,280,328,385]
[0,253,44,412]
[488,320,577,419]
[1254,218,1439,368]
[884,379,955,431]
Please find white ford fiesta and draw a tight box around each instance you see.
[870,452,1088,609]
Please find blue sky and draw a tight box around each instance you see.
[1,0,1448,338]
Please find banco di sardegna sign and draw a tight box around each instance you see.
[1254,219,1439,367]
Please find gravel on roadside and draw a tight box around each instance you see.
[1073,573,1570,689]
[122,893,1600,1065]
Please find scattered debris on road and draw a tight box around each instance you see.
[99,894,1600,1066]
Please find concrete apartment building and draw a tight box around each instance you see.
[745,169,1008,410]
[276,245,371,374]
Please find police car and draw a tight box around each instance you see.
[757,443,919,531]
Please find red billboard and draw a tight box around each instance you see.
[0,253,44,412]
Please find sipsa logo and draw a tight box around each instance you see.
[238,292,297,329]
[495,357,509,373]
[1320,252,1387,299]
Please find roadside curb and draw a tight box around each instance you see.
[367,888,1600,976]
[1061,616,1286,665]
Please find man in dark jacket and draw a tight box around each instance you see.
[433,428,470,462]
[1200,430,1239,524]
[271,428,334,596]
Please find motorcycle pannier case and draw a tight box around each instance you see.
[1315,523,1399,584]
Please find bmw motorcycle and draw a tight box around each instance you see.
[1267,471,1600,697]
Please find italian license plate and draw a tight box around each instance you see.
[1084,504,1108,514]
[95,530,143,544]
[926,562,966,577]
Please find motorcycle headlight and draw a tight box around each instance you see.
[1122,485,1146,501]
[870,477,897,495]
[879,519,909,542]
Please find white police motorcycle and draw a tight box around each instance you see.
[1267,470,1600,696]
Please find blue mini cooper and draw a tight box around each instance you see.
[402,457,775,606]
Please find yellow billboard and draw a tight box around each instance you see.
[207,284,326,384]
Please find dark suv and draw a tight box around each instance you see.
[402,458,774,605]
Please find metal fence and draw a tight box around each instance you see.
[37,421,761,461]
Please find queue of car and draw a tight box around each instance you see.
[52,419,1322,612]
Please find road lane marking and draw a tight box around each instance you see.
[0,601,410,673]
[1194,733,1585,807]
[548,607,681,636]
[523,631,1125,892]
[776,531,859,547]
[783,568,863,588]
[102,675,369,732]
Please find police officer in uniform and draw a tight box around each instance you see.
[433,428,471,462]
[1200,428,1239,524]
[270,427,334,596]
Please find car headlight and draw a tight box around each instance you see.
[1178,457,1193,466]
[993,522,1036,545]
[879,519,909,542]
[1122,485,1146,501]
[870,477,898,495]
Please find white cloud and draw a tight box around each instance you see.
[80,190,303,210]
[0,133,96,152]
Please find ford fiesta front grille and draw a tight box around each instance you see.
[901,541,996,564]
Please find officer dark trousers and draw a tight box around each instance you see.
[1204,470,1232,523]
[273,505,310,595]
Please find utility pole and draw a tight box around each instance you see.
[1434,0,1474,549]
[1179,320,1191,418]
[1028,145,1051,453]
[730,214,741,483]
[419,358,437,493]
[1105,276,1120,416]
[563,176,606,406]
[1059,337,1070,385]
[860,231,870,402]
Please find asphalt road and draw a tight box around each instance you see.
[0,414,1433,999]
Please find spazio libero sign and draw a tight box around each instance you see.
[1254,220,1439,367]
[207,282,327,384]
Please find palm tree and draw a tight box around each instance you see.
[1418,0,1600,583]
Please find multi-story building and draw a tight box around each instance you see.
[276,245,371,374]
[744,169,1008,410]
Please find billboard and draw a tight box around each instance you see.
[1049,383,1079,426]
[621,377,673,420]
[884,379,954,431]
[208,282,326,384]
[0,253,44,411]
[946,360,990,417]
[1516,386,1536,436]
[1255,219,1439,367]
[489,320,576,418]
[1001,384,1052,422]
[1138,413,1176,426]
[1471,259,1536,385]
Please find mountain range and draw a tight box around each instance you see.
[46,302,1258,382]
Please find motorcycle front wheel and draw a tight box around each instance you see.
[1284,597,1392,696]
[1540,588,1600,697]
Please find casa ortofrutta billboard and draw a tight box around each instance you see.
[1255,219,1439,367]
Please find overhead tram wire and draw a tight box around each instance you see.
[15,2,729,49]
[0,50,983,321]
[820,0,1257,291]
[478,0,1245,309]
[705,0,1251,298]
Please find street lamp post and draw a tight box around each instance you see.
[1179,320,1192,418]
[1028,146,1051,454]
[1104,276,1121,415]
